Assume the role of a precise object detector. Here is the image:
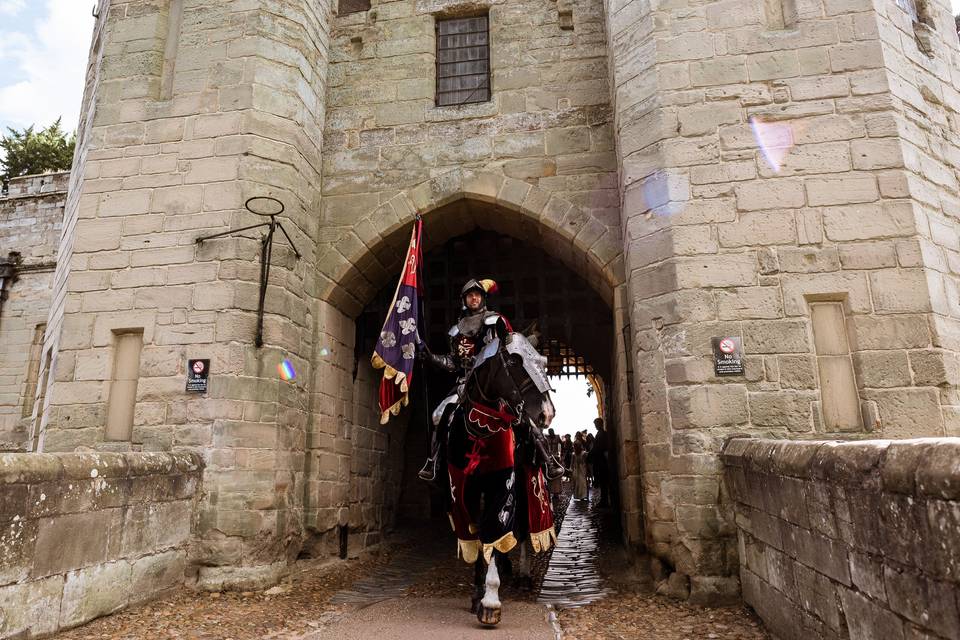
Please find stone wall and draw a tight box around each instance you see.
[0,173,68,451]
[723,437,960,640]
[303,299,409,557]
[0,451,202,639]
[604,0,960,599]
[874,0,960,424]
[322,0,621,274]
[39,0,333,589]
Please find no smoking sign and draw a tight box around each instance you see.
[186,359,211,393]
[712,337,744,376]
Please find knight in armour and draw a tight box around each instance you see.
[418,278,565,482]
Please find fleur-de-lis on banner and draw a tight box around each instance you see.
[380,331,396,348]
[399,317,417,335]
[395,296,412,314]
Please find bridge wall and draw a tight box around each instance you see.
[723,437,960,640]
[0,451,202,639]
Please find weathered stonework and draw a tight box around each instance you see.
[724,437,960,640]
[1,0,960,608]
[0,173,68,452]
[605,0,960,597]
[0,451,202,638]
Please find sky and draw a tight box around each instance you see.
[0,0,94,135]
[548,376,600,437]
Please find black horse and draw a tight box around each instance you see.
[443,332,557,626]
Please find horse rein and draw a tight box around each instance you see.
[463,349,535,429]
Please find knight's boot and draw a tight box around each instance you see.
[531,426,564,480]
[419,424,442,481]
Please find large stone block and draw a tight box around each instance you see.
[0,575,63,638]
[32,510,121,578]
[59,559,132,628]
[840,588,905,640]
[668,384,749,429]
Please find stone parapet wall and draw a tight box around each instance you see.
[0,172,67,451]
[0,451,203,639]
[723,437,960,640]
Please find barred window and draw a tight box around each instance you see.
[339,0,370,15]
[436,15,490,107]
[896,0,919,21]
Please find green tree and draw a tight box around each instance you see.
[0,119,76,180]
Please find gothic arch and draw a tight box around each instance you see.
[315,168,625,318]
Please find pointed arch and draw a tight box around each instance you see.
[316,168,625,318]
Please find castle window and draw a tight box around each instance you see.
[339,0,370,15]
[105,330,143,442]
[895,0,935,56]
[436,15,490,107]
[810,302,862,431]
[896,0,920,22]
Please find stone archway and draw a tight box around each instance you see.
[303,171,646,559]
[315,168,625,317]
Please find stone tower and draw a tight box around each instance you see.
[38,0,331,589]
[15,0,960,599]
[604,0,960,596]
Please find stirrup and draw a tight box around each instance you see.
[545,456,565,481]
[418,457,437,481]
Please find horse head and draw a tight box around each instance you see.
[467,332,554,430]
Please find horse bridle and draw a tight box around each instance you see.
[464,349,538,428]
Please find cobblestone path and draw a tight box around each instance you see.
[328,547,436,607]
[538,495,612,608]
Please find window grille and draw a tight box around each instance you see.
[436,15,490,107]
[896,0,920,22]
[339,0,370,15]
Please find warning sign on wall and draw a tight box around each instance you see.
[712,337,744,376]
[186,359,210,393]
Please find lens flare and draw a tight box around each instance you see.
[278,359,297,382]
[639,170,689,218]
[749,116,795,173]
[319,347,330,357]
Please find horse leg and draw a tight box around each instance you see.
[516,540,534,590]
[477,552,502,626]
[471,557,485,614]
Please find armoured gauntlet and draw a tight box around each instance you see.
[419,345,457,373]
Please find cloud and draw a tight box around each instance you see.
[0,0,26,15]
[0,0,93,132]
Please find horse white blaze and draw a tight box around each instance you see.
[481,558,501,609]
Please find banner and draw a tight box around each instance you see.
[371,218,423,424]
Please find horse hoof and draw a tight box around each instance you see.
[477,605,501,626]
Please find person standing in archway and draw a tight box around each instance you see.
[590,418,610,507]
[561,433,573,477]
[417,278,564,482]
[571,439,589,501]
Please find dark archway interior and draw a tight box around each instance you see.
[355,228,619,525]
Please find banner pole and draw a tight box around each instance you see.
[415,215,432,464]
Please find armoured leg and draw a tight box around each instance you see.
[419,407,452,481]
[528,421,564,480]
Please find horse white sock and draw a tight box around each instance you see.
[480,558,501,609]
